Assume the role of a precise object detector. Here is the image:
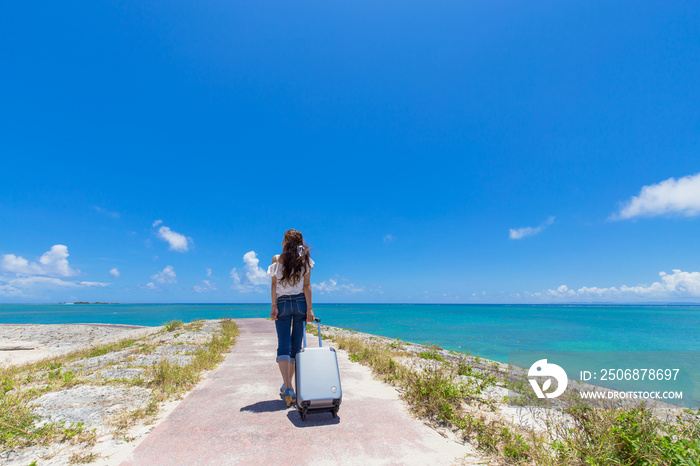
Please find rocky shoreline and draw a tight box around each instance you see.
[0,320,232,465]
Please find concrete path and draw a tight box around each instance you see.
[122,318,483,465]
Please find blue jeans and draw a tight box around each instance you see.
[275,293,307,364]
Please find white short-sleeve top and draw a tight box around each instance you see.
[267,257,315,297]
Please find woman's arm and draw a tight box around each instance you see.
[303,271,314,322]
[270,256,279,320]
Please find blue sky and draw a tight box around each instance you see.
[1,1,699,303]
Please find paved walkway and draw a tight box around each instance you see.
[122,319,481,465]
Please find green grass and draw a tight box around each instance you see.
[163,320,184,332]
[418,350,445,362]
[539,404,700,466]
[149,319,238,395]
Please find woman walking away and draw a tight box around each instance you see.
[267,229,315,407]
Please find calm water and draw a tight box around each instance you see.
[1,303,698,361]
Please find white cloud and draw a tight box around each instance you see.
[140,282,160,291]
[529,269,700,302]
[1,245,79,277]
[229,251,269,293]
[230,268,245,291]
[151,265,177,284]
[230,267,258,293]
[0,245,110,297]
[243,251,268,285]
[509,216,555,240]
[156,226,191,252]
[206,268,212,277]
[0,276,108,297]
[383,234,395,243]
[312,279,364,294]
[12,276,107,288]
[612,173,700,220]
[194,280,218,293]
[109,268,120,278]
[152,219,163,227]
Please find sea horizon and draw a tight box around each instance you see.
[5,302,700,306]
[4,303,698,355]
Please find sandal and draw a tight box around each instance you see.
[283,388,295,407]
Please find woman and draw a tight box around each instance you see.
[267,229,315,407]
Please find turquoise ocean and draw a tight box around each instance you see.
[1,303,698,359]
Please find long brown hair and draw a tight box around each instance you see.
[279,229,311,286]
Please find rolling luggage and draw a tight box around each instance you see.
[294,318,342,420]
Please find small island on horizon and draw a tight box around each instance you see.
[66,302,121,305]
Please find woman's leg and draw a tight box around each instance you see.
[279,361,291,392]
[289,295,308,388]
[275,299,293,391]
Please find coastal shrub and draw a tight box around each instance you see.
[499,427,531,462]
[0,391,37,447]
[60,421,86,441]
[405,363,466,424]
[388,339,404,349]
[418,350,445,362]
[164,320,184,332]
[456,357,473,376]
[328,334,408,383]
[1,377,15,395]
[62,370,76,384]
[0,391,88,449]
[150,358,193,392]
[546,404,700,466]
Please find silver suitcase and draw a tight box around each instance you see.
[295,318,342,420]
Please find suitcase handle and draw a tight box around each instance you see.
[303,318,322,348]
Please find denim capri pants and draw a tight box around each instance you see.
[275,293,307,364]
